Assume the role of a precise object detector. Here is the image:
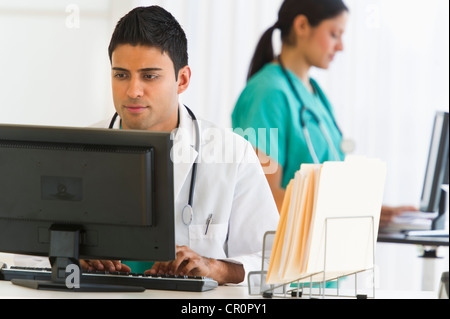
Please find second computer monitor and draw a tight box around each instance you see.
[420,111,449,213]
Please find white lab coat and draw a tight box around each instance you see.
[106,105,280,282]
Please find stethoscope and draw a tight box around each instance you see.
[277,56,355,164]
[109,105,200,226]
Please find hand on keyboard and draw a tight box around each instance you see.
[380,205,419,228]
[146,245,212,277]
[80,260,131,273]
[145,245,245,285]
[79,245,246,285]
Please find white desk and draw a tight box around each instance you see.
[0,280,438,299]
[0,280,251,299]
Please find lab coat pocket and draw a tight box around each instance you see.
[189,223,228,260]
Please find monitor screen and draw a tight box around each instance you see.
[0,124,175,274]
[420,111,449,212]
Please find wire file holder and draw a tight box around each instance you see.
[248,215,377,299]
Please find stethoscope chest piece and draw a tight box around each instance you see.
[182,204,193,226]
[340,138,356,154]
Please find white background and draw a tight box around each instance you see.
[0,0,448,293]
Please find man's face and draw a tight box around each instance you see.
[111,44,190,131]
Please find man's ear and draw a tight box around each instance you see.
[177,65,191,94]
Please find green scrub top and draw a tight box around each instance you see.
[232,63,344,188]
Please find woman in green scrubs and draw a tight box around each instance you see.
[232,0,348,211]
[232,0,416,226]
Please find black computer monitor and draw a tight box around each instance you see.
[0,124,175,291]
[420,111,449,213]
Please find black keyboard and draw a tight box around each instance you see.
[0,266,218,292]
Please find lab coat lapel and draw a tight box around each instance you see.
[173,105,199,201]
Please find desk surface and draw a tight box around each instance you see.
[0,280,438,299]
[378,232,449,246]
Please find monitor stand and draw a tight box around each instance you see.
[432,188,449,231]
[11,225,144,293]
[405,188,449,238]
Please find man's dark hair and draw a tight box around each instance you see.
[108,6,188,80]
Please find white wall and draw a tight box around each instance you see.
[326,0,449,208]
[0,0,448,293]
[0,0,136,127]
[1,1,448,201]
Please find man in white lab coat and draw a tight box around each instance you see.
[85,6,279,285]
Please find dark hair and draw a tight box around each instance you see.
[247,0,348,81]
[108,6,188,80]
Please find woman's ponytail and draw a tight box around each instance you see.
[247,24,278,81]
[246,0,348,82]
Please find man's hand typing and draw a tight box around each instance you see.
[144,245,244,285]
[80,260,131,273]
